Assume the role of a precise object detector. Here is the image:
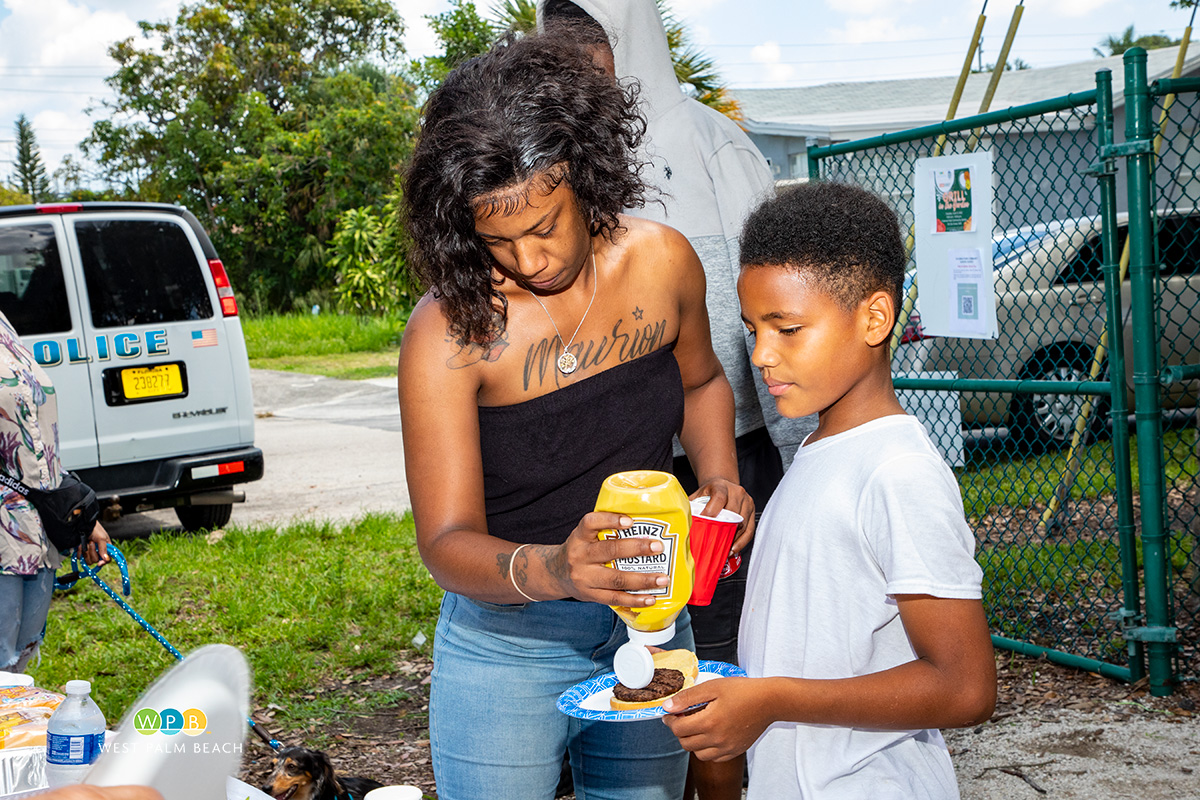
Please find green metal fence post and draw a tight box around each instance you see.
[807,149,821,183]
[1123,47,1176,696]
[1096,67,1146,683]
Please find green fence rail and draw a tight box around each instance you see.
[806,47,1198,696]
[1147,53,1200,696]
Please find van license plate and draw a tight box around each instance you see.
[121,365,184,399]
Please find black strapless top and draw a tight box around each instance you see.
[478,344,684,545]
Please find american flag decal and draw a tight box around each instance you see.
[191,328,218,347]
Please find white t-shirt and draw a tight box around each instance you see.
[739,415,983,800]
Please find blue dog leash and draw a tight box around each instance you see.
[55,544,283,751]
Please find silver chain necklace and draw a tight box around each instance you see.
[529,244,598,375]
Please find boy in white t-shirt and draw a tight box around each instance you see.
[663,182,996,799]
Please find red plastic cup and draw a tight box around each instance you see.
[688,497,744,606]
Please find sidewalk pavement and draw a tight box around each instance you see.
[106,369,409,537]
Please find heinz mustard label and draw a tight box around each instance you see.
[610,518,676,596]
[595,470,694,632]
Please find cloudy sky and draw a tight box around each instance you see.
[0,0,1189,181]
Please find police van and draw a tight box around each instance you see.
[1,201,263,531]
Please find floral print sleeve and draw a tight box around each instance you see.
[0,313,63,575]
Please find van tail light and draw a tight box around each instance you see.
[35,203,83,214]
[899,310,931,344]
[208,259,238,317]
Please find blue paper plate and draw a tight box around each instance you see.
[557,659,746,722]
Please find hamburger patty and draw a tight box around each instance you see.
[612,668,685,703]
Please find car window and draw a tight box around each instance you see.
[994,225,1054,267]
[1157,215,1200,278]
[1054,227,1129,286]
[75,219,214,328]
[0,223,71,335]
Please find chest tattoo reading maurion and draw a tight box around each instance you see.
[523,317,668,391]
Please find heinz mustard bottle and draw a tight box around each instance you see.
[595,470,694,689]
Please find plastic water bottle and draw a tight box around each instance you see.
[45,680,106,788]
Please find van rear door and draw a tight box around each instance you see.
[1,215,101,469]
[65,211,250,466]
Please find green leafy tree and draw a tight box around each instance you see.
[82,0,416,310]
[49,154,124,201]
[411,0,495,93]
[0,185,31,206]
[1094,25,1181,57]
[326,186,416,313]
[12,115,51,202]
[211,69,419,304]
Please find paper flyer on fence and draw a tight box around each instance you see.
[933,168,974,233]
[947,248,990,337]
[914,151,997,339]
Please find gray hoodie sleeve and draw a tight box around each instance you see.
[708,141,816,469]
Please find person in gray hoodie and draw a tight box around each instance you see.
[538,1,816,797]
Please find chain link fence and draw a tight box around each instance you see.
[1147,76,1200,688]
[807,61,1194,691]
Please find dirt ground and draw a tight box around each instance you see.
[238,651,1200,800]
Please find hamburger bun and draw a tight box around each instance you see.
[609,649,700,710]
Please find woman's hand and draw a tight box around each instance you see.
[548,512,673,607]
[693,479,756,554]
[79,521,112,567]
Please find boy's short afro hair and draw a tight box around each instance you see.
[739,182,906,312]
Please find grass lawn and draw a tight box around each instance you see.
[242,312,407,380]
[960,429,1198,521]
[29,513,442,728]
[968,429,1198,664]
[250,350,400,380]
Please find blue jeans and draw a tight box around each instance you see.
[430,594,693,800]
[0,569,55,672]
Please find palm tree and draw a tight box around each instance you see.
[491,0,537,34]
[490,0,742,119]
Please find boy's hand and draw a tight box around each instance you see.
[692,479,756,554]
[661,677,771,762]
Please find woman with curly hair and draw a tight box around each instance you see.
[398,31,753,799]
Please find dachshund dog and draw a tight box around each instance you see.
[260,746,385,800]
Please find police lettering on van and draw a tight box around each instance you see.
[29,330,170,366]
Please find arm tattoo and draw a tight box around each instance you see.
[447,331,509,369]
[512,547,532,592]
[539,545,570,586]
[496,551,510,580]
